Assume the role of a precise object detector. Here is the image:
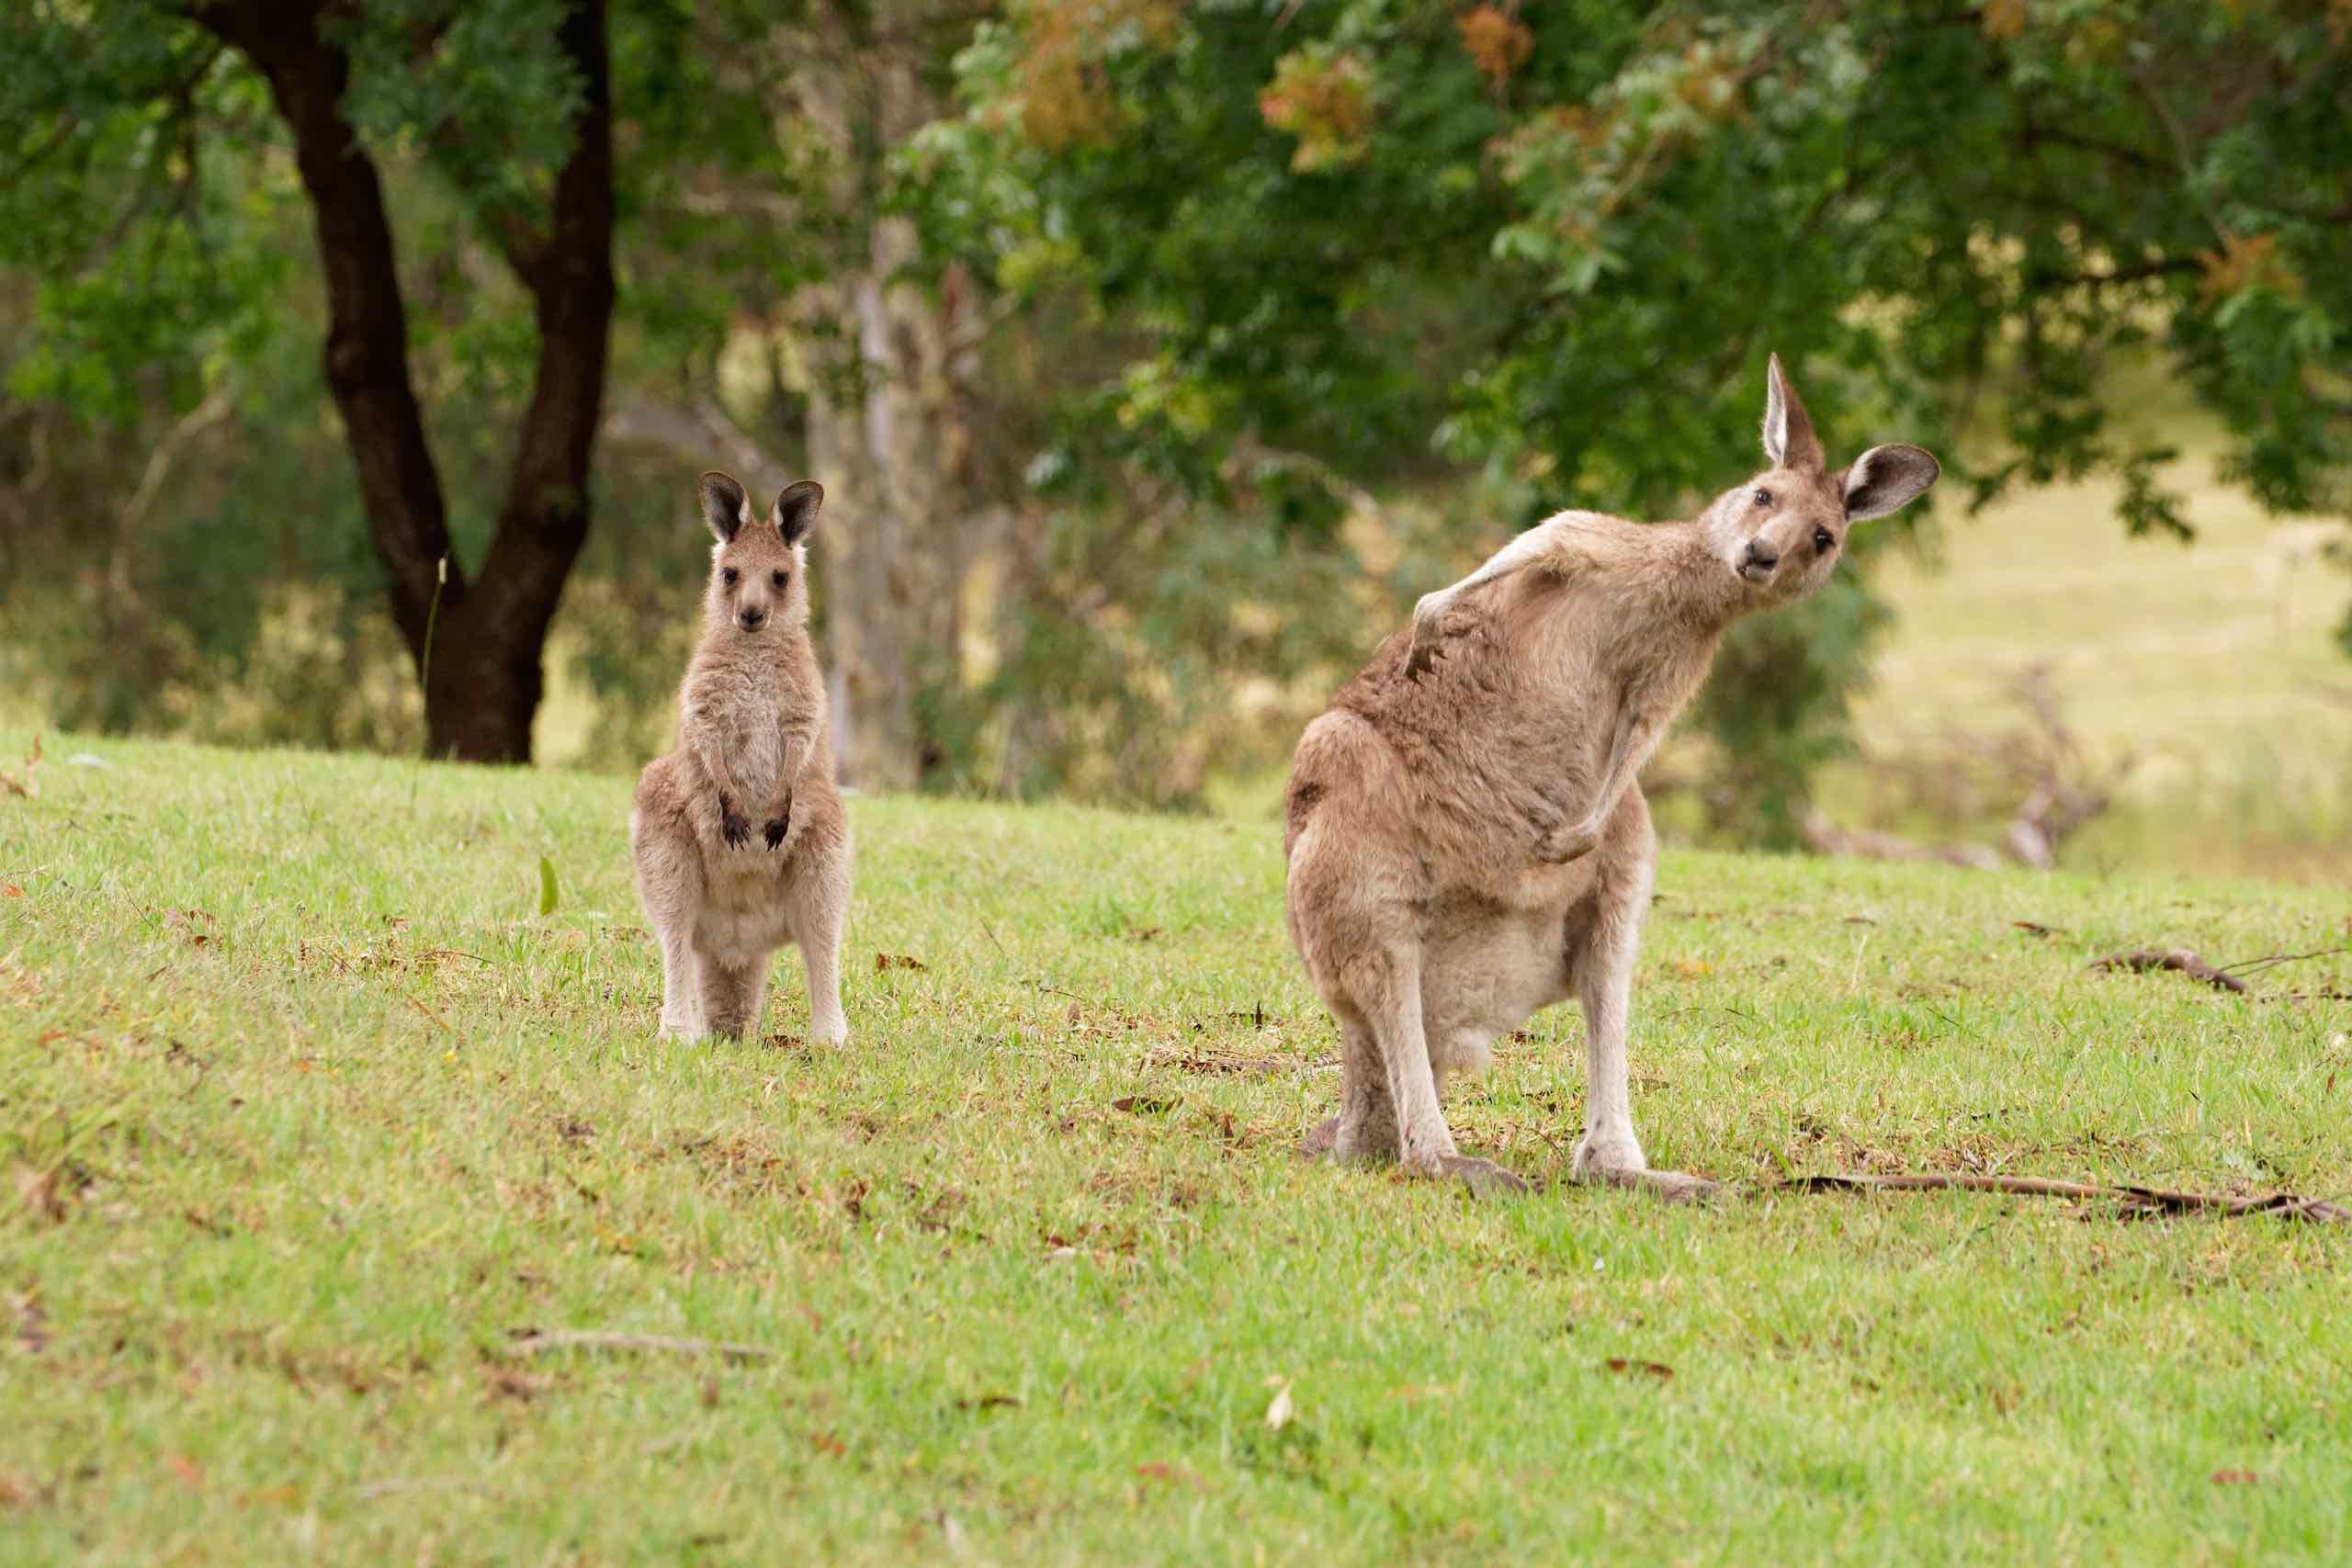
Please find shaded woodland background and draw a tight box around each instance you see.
[4,0,2349,875]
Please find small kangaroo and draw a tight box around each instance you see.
[1284,355,1938,1198]
[630,471,851,1045]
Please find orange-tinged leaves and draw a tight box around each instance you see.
[2199,232,2299,301]
[1457,6,1532,90]
[1982,0,2027,40]
[1260,51,1376,173]
[1012,0,1182,151]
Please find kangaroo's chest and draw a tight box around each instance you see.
[691,664,789,792]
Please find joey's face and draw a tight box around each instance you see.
[695,470,825,638]
[708,525,803,636]
[1704,354,1941,610]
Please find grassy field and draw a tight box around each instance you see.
[3,734,2349,1564]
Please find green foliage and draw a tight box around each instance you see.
[5,0,2349,819]
[943,0,2352,832]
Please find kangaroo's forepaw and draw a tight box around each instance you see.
[1438,1155,1532,1200]
[719,807,751,850]
[763,818,787,850]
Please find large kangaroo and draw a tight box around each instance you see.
[1284,356,1939,1198]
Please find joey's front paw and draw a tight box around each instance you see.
[718,801,751,849]
[762,801,790,850]
[1535,821,1600,864]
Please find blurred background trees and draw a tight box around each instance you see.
[4,0,2347,855]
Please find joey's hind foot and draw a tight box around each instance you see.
[1534,821,1600,864]
[1437,1155,1532,1200]
[1297,1115,1342,1160]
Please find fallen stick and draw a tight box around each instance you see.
[2086,949,2247,993]
[1790,1172,2347,1224]
[503,1329,773,1362]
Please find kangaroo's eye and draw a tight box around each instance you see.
[771,570,787,589]
[1813,528,1835,553]
[720,567,739,586]
[1752,488,1773,509]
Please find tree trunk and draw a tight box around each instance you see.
[779,5,977,791]
[194,0,615,764]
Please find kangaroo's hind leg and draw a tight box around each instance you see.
[630,789,707,1042]
[1299,1017,1396,1161]
[695,951,771,1042]
[781,821,851,1047]
[1565,795,1716,1202]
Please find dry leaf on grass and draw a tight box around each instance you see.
[1136,1462,1205,1493]
[0,736,41,800]
[1604,1359,1674,1381]
[1263,1376,1295,1429]
[1112,1094,1180,1115]
[874,953,927,972]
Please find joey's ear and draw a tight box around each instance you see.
[772,479,823,546]
[700,471,751,543]
[1761,353,1825,472]
[1840,444,1940,522]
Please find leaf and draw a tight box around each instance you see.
[1604,1358,1674,1381]
[874,953,927,972]
[1113,1094,1180,1115]
[2211,1469,2259,1484]
[1263,1376,1295,1429]
[537,854,560,917]
[1135,1461,1205,1493]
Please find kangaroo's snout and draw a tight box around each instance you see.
[736,605,769,632]
[1738,538,1780,583]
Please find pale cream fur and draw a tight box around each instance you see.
[1284,356,1938,1197]
[629,471,851,1045]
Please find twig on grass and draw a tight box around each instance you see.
[2087,949,2246,993]
[2213,945,2352,981]
[503,1328,774,1362]
[1790,1172,2348,1224]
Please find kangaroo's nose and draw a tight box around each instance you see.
[738,606,767,629]
[1743,540,1779,570]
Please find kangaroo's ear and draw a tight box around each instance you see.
[772,479,823,546]
[1840,444,1940,523]
[700,471,751,543]
[1761,353,1825,472]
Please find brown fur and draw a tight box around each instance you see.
[1285,356,1939,1197]
[629,472,851,1043]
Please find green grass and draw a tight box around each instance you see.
[3,735,2349,1564]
